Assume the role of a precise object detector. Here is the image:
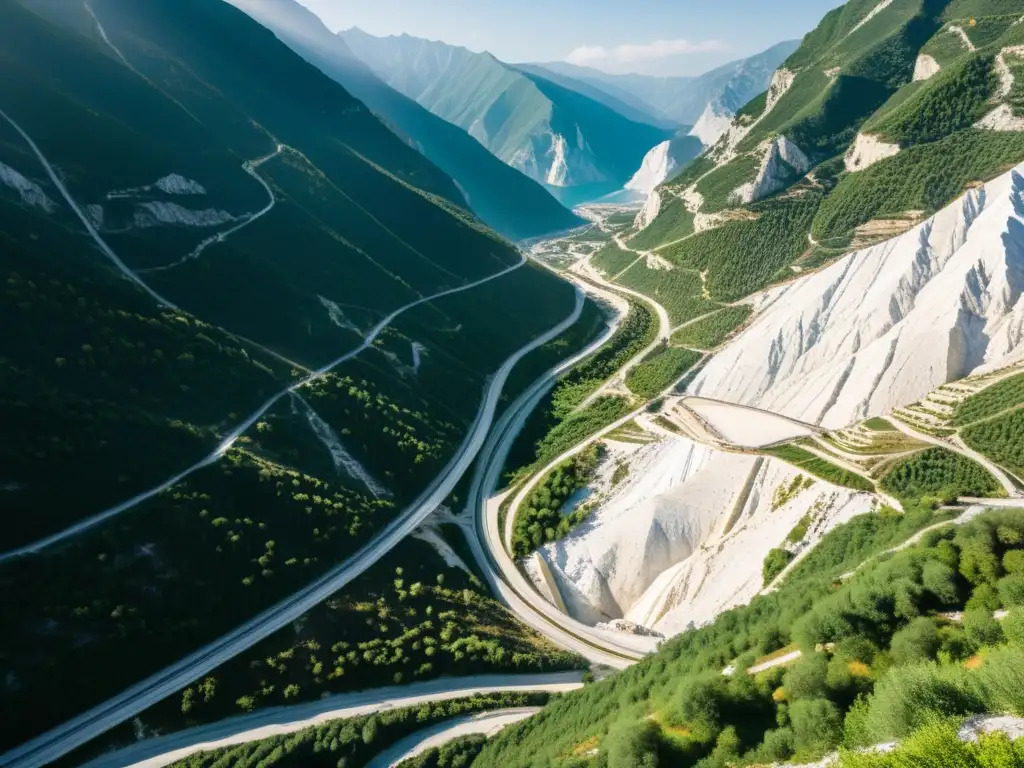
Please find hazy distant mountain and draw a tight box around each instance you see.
[535,40,800,126]
[340,28,673,206]
[225,0,583,240]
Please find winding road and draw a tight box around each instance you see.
[365,708,541,768]
[141,145,285,273]
[0,287,587,768]
[78,674,581,768]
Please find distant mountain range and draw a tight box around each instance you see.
[340,27,676,206]
[534,40,800,126]
[225,0,583,240]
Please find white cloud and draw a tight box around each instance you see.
[565,38,726,66]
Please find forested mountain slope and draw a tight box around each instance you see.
[224,0,583,241]
[339,28,673,205]
[0,0,598,750]
[615,0,1024,323]
[535,40,801,126]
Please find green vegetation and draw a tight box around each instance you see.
[125,537,580,737]
[512,444,603,557]
[475,502,1024,768]
[397,734,486,768]
[962,409,1024,478]
[504,302,654,478]
[880,447,1003,502]
[168,692,550,768]
[695,153,763,213]
[626,197,694,251]
[671,306,753,349]
[662,193,822,301]
[763,548,794,586]
[591,241,637,277]
[788,512,815,543]
[839,719,1024,767]
[811,130,1024,241]
[625,346,703,399]
[954,373,1024,425]
[765,445,876,492]
[870,53,996,146]
[616,261,719,326]
[1009,52,1024,117]
[864,417,897,431]
[515,396,633,483]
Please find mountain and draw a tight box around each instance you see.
[223,0,583,241]
[535,40,801,126]
[339,28,674,206]
[0,0,598,749]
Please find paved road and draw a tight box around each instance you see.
[79,675,580,768]
[364,708,540,768]
[0,291,587,768]
[460,320,656,666]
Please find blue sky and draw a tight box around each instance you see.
[299,0,845,76]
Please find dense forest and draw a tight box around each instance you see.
[474,508,1024,768]
[625,346,703,399]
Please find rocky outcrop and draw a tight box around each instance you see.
[133,202,239,228]
[634,188,662,230]
[912,53,940,82]
[844,132,900,172]
[689,162,1024,428]
[0,160,56,212]
[730,135,810,204]
[625,140,677,193]
[689,103,734,147]
[765,68,796,114]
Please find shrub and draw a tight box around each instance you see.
[790,698,843,757]
[964,609,1004,647]
[763,548,794,586]
[605,718,662,768]
[1003,608,1024,647]
[783,653,830,701]
[859,662,981,742]
[974,646,1024,715]
[998,573,1024,607]
[889,617,941,666]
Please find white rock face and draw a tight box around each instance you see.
[628,458,875,636]
[844,132,901,172]
[539,434,875,635]
[689,103,734,147]
[154,174,207,195]
[0,160,56,212]
[133,202,239,228]
[731,135,810,204]
[976,104,1024,132]
[108,173,206,199]
[545,133,570,187]
[540,438,741,622]
[689,162,1024,428]
[912,53,940,82]
[625,140,677,193]
[634,188,662,230]
[765,68,796,114]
